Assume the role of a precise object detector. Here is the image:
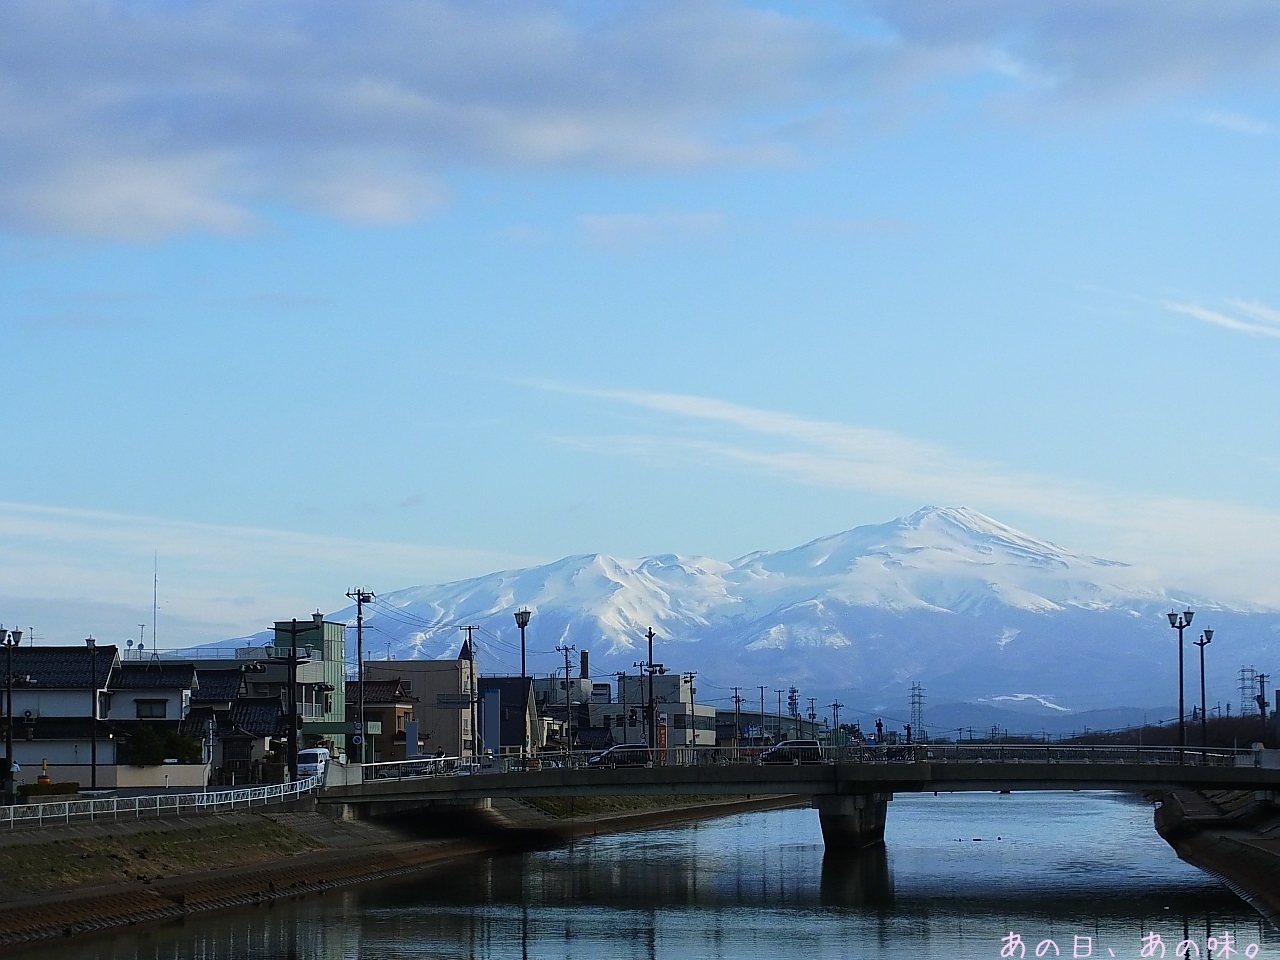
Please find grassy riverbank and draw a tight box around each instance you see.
[0,819,324,898]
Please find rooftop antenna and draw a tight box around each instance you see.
[152,552,159,659]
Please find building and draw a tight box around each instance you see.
[364,656,477,759]
[605,672,716,747]
[2,643,121,775]
[478,676,537,756]
[345,678,420,762]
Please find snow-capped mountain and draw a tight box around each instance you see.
[321,506,1279,721]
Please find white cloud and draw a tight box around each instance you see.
[537,383,1280,607]
[863,1,1280,110]
[1165,299,1280,339]
[0,501,537,645]
[0,1,847,238]
[578,212,726,250]
[1196,110,1274,135]
[5,2,1280,238]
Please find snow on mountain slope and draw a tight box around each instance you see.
[727,506,1167,614]
[307,505,1277,709]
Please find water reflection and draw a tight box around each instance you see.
[820,847,894,908]
[5,794,1278,960]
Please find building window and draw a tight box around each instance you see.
[135,699,167,719]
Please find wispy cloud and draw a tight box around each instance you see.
[1164,299,1280,339]
[0,501,536,643]
[1196,110,1274,135]
[535,383,1280,607]
[0,2,844,238]
[577,212,726,251]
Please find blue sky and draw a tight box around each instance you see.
[3,0,1279,649]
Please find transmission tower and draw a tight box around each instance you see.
[910,682,926,739]
[1239,666,1259,715]
[788,686,800,718]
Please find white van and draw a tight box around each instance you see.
[297,747,331,781]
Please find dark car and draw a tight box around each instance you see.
[587,745,654,768]
[759,739,824,764]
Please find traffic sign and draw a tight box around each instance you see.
[352,735,363,746]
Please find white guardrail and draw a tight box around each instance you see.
[357,745,1264,784]
[0,776,321,830]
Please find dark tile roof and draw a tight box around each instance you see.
[226,699,286,739]
[191,669,245,703]
[113,662,198,691]
[5,645,119,690]
[344,679,417,705]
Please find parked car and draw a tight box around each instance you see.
[759,740,824,764]
[587,745,654,768]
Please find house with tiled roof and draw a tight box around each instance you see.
[345,678,419,762]
[2,643,121,775]
[107,662,198,722]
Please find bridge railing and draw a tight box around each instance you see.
[0,775,321,830]
[361,756,465,781]
[349,744,1258,783]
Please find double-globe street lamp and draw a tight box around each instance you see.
[1194,628,1214,747]
[1167,609,1194,755]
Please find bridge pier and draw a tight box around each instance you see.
[813,793,890,851]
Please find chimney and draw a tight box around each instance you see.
[580,649,589,679]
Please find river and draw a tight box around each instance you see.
[8,792,1278,960]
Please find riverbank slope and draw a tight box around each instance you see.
[1155,789,1280,928]
[0,794,806,950]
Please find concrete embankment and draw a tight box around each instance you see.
[0,793,805,951]
[1155,789,1280,927]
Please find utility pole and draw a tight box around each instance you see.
[616,671,628,744]
[556,644,577,755]
[1258,674,1272,747]
[758,685,766,744]
[279,619,303,782]
[346,587,375,764]
[732,687,743,749]
[830,700,844,738]
[684,672,698,747]
[775,689,784,739]
[807,698,817,723]
[459,626,479,761]
[646,627,657,749]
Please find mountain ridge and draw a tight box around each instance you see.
[252,506,1280,719]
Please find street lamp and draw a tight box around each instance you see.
[1167,609,1194,756]
[514,609,531,680]
[1194,628,1214,749]
[85,636,98,790]
[1,628,22,804]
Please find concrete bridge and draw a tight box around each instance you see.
[319,744,1280,850]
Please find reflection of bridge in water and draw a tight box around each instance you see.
[321,745,1280,850]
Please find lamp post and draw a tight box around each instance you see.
[1194,628,1213,748]
[1,628,22,804]
[514,609,531,681]
[85,636,98,790]
[1167,609,1194,757]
